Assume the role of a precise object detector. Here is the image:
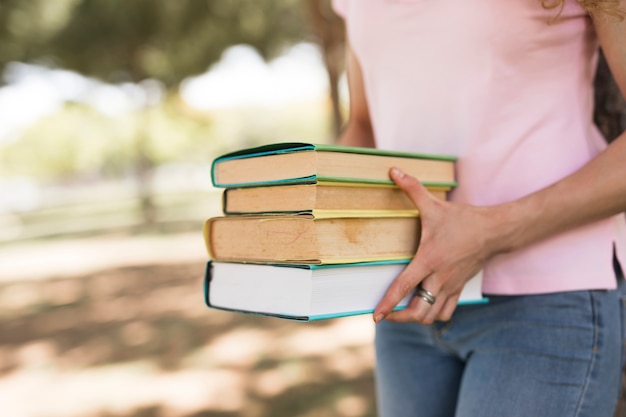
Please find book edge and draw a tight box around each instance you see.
[313,143,457,161]
[215,177,458,189]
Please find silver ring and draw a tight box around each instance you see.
[415,286,437,305]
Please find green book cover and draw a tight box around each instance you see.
[211,142,458,188]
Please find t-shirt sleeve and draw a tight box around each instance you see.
[331,0,348,18]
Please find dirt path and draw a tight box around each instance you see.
[0,234,377,417]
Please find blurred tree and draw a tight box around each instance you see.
[0,0,310,224]
[38,0,308,86]
[307,0,345,137]
[0,97,217,182]
[0,0,309,84]
[0,103,125,179]
[0,0,79,78]
[53,0,309,224]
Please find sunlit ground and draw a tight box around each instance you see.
[0,231,378,417]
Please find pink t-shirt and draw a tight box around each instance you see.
[333,0,626,294]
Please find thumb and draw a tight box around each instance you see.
[389,167,433,208]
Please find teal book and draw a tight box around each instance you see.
[211,142,457,188]
[204,261,487,321]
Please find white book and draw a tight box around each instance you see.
[204,261,486,321]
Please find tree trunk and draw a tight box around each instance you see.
[307,0,346,138]
[128,55,157,228]
[136,111,157,228]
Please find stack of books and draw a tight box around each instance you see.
[202,142,484,321]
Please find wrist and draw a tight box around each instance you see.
[480,202,529,257]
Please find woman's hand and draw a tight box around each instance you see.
[373,168,506,325]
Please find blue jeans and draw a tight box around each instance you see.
[375,269,625,417]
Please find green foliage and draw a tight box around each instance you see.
[0,103,130,180]
[0,0,336,221]
[142,98,217,165]
[0,0,78,73]
[1,0,310,87]
[0,94,332,182]
[0,98,216,182]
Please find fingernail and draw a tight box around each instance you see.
[390,167,405,178]
[374,313,385,323]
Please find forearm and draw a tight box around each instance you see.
[338,41,376,149]
[337,118,376,148]
[491,134,626,255]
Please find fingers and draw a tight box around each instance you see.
[373,168,434,323]
[375,168,438,323]
[373,258,433,323]
[384,285,460,325]
[429,293,460,323]
[379,167,462,325]
[389,167,434,208]
[384,281,441,324]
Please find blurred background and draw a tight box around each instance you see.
[0,1,382,416]
[1,1,626,416]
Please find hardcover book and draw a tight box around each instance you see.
[222,181,448,217]
[204,261,486,321]
[211,142,457,188]
[204,214,420,264]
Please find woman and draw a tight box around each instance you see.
[332,0,626,416]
